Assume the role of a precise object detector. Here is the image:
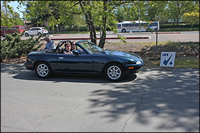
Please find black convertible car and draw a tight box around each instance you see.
[24,40,144,81]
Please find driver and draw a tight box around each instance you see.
[43,36,56,50]
[63,41,73,55]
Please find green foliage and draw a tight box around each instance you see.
[182,11,199,30]
[166,1,198,25]
[1,31,43,61]
[1,1,14,28]
[1,1,24,27]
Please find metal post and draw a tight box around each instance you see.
[156,22,158,54]
[139,8,140,33]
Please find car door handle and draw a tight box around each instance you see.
[59,57,63,59]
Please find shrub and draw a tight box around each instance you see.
[1,31,43,61]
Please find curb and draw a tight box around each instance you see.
[153,32,181,34]
[41,36,151,41]
[51,34,68,36]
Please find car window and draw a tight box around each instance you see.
[76,45,86,55]
[30,28,35,31]
[10,27,17,30]
[80,41,103,54]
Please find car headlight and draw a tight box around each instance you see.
[136,61,142,64]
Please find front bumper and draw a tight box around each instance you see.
[24,62,34,70]
[125,64,144,74]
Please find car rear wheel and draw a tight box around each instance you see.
[35,62,52,78]
[122,29,126,33]
[37,32,41,36]
[104,63,125,81]
[25,33,29,37]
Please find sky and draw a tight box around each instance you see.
[1,1,26,18]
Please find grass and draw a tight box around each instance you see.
[142,42,199,69]
[142,57,199,69]
[175,57,199,69]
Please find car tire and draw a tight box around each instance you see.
[122,29,126,33]
[104,63,125,81]
[25,33,29,37]
[35,62,52,78]
[37,32,41,36]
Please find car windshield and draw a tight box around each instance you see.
[79,41,103,54]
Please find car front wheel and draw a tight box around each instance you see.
[25,33,29,37]
[104,63,125,81]
[35,62,52,78]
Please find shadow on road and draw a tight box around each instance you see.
[88,68,199,132]
[1,63,199,132]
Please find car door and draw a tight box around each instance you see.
[29,28,36,35]
[56,53,93,74]
[35,28,41,35]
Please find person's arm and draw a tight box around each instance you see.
[43,43,47,50]
[51,41,56,49]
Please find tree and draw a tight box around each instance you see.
[1,1,14,27]
[24,1,68,30]
[182,11,199,30]
[72,14,86,32]
[166,1,198,26]
[78,0,128,48]
[21,0,130,48]
[145,1,168,22]
[12,12,24,25]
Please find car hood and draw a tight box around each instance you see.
[99,50,141,59]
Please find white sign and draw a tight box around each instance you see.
[160,52,176,67]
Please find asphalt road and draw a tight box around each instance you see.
[20,31,199,43]
[1,64,199,132]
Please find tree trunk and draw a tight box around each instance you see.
[176,19,179,27]
[191,23,193,31]
[98,27,106,48]
[79,0,96,44]
[98,0,107,48]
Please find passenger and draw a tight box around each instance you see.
[63,41,73,55]
[71,41,76,51]
[43,36,56,50]
[71,41,82,54]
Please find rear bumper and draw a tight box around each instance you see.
[24,62,34,70]
[43,33,49,35]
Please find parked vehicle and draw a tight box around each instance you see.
[24,40,144,81]
[24,27,48,37]
[117,21,159,32]
[1,25,25,36]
